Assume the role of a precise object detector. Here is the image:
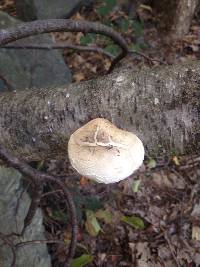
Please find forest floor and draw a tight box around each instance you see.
[1,1,200,266]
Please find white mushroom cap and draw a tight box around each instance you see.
[68,118,144,184]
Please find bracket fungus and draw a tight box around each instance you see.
[68,118,144,184]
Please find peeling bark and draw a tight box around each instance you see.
[0,61,199,160]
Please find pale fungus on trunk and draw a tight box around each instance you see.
[68,118,144,184]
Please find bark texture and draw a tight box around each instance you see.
[0,19,127,51]
[0,61,199,161]
[153,0,198,40]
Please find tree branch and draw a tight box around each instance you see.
[1,43,166,64]
[1,42,114,58]
[0,61,199,160]
[0,19,129,70]
[0,19,127,49]
[0,19,165,69]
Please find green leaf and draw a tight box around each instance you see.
[95,209,113,224]
[85,210,101,237]
[121,215,145,230]
[80,33,95,45]
[70,254,93,267]
[147,158,156,169]
[96,0,116,16]
[132,179,141,193]
[105,44,120,56]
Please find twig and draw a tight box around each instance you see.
[0,43,166,66]
[108,50,127,72]
[1,42,115,59]
[129,50,167,65]
[15,239,65,248]
[162,229,181,267]
[0,145,78,267]
[42,189,63,198]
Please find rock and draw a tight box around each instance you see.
[16,0,93,21]
[0,166,51,267]
[0,11,72,92]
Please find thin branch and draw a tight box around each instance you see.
[109,49,167,72]
[16,239,65,248]
[0,19,128,71]
[129,50,167,65]
[1,42,166,66]
[0,19,166,71]
[42,189,63,198]
[108,50,127,72]
[0,145,78,267]
[1,42,115,59]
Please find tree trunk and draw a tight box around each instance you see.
[0,60,199,161]
[152,0,198,40]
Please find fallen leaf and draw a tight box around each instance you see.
[85,210,101,237]
[192,225,200,241]
[172,156,180,166]
[129,242,151,267]
[73,72,85,82]
[72,12,85,21]
[95,209,113,224]
[70,254,93,267]
[132,179,141,193]
[147,158,156,169]
[121,215,145,230]
[139,4,153,12]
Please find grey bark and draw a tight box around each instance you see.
[0,60,199,161]
[153,0,198,40]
